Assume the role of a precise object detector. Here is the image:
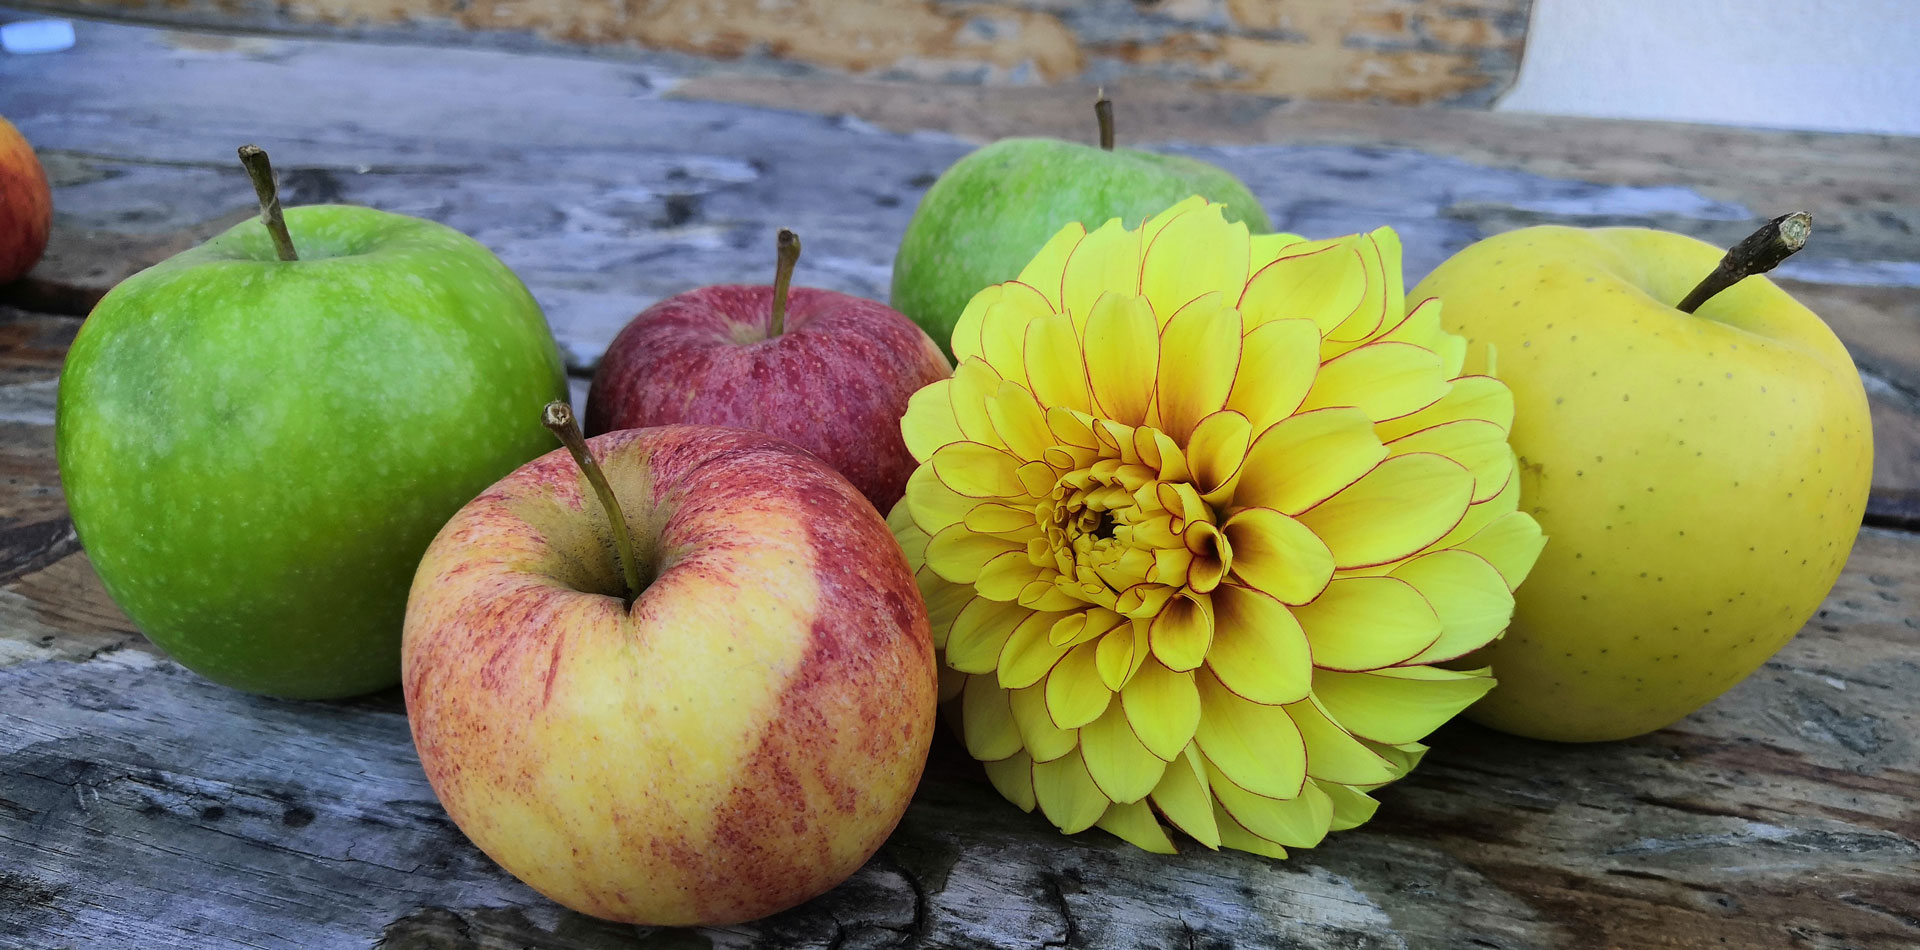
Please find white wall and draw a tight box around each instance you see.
[1496,0,1920,136]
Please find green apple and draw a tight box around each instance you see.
[892,99,1270,353]
[1412,218,1872,741]
[58,153,568,699]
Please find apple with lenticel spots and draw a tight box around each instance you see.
[586,229,949,513]
[56,146,567,698]
[402,409,936,926]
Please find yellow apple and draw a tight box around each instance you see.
[1411,225,1872,741]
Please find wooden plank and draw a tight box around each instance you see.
[1,17,1918,949]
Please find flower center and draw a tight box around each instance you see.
[1033,450,1232,618]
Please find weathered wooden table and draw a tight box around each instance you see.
[3,13,1918,950]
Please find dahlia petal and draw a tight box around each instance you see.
[987,380,1055,462]
[907,463,976,535]
[901,378,963,463]
[1051,607,1124,648]
[1033,749,1109,834]
[1386,419,1513,504]
[1285,696,1398,786]
[1185,410,1254,504]
[948,284,1000,369]
[947,360,1007,448]
[1083,292,1159,426]
[1142,204,1250,324]
[1361,738,1429,781]
[976,282,1055,385]
[1021,312,1094,414]
[961,671,1024,762]
[1152,293,1244,443]
[1299,453,1472,568]
[926,523,1024,585]
[1378,375,1516,440]
[1220,507,1334,605]
[963,501,1038,536]
[1095,620,1151,691]
[1019,222,1086,311]
[1139,195,1213,250]
[1183,521,1231,594]
[1238,244,1365,335]
[1022,583,1087,612]
[1234,408,1386,515]
[1194,669,1307,799]
[1150,746,1222,849]
[887,499,926,557]
[1323,233,1389,343]
[1010,684,1080,762]
[1313,666,1496,745]
[1046,641,1114,729]
[1132,426,1190,483]
[1299,341,1448,422]
[1080,703,1167,803]
[1384,296,1464,377]
[1458,510,1548,590]
[1428,464,1520,551]
[1062,218,1144,320]
[1114,583,1176,618]
[1391,550,1516,665]
[1015,460,1057,499]
[1212,803,1289,859]
[930,441,1024,499]
[1248,230,1309,271]
[975,549,1044,602]
[1206,764,1333,848]
[1206,584,1313,705]
[945,597,1032,673]
[1292,576,1440,671]
[923,574,973,651]
[1094,799,1177,854]
[999,608,1073,689]
[1225,318,1319,436]
[1120,660,1201,760]
[982,751,1038,812]
[1320,780,1381,831]
[1148,591,1215,672]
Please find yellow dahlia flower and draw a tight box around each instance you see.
[889,196,1546,856]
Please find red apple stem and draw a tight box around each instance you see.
[1676,212,1811,314]
[768,228,801,338]
[237,145,298,262]
[1095,91,1115,151]
[542,401,646,606]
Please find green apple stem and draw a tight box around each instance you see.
[237,145,298,262]
[1095,92,1115,151]
[1676,212,1812,313]
[542,401,646,606]
[768,228,801,338]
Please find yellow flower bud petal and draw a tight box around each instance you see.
[1298,453,1474,568]
[1220,507,1334,605]
[1080,703,1167,804]
[1194,669,1307,799]
[1033,749,1108,835]
[1391,550,1517,665]
[1205,584,1312,704]
[1120,660,1201,760]
[1313,666,1496,745]
[1094,799,1178,854]
[1234,408,1386,515]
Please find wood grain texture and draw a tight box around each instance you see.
[1,13,1918,949]
[12,0,1533,105]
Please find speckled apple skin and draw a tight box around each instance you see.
[0,117,52,283]
[585,285,949,512]
[57,205,569,698]
[1414,226,1873,742]
[402,425,937,927]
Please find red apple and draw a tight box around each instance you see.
[0,116,52,284]
[586,230,950,511]
[402,414,937,926]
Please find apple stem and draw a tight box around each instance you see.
[768,228,801,338]
[237,145,298,262]
[1676,212,1811,314]
[1095,91,1115,151]
[542,401,646,607]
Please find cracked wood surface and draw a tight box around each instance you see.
[2,13,1918,950]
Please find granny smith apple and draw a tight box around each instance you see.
[58,149,568,698]
[1413,218,1872,741]
[892,98,1271,353]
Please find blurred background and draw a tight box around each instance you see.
[7,0,1917,134]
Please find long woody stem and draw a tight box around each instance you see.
[542,402,644,606]
[1676,212,1811,313]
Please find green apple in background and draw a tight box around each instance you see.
[1412,215,1873,741]
[57,147,568,699]
[892,97,1271,354]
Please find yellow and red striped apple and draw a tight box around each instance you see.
[402,423,937,926]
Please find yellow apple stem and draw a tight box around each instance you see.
[237,145,298,262]
[1095,91,1115,151]
[542,401,646,606]
[768,228,801,338]
[1676,212,1811,313]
